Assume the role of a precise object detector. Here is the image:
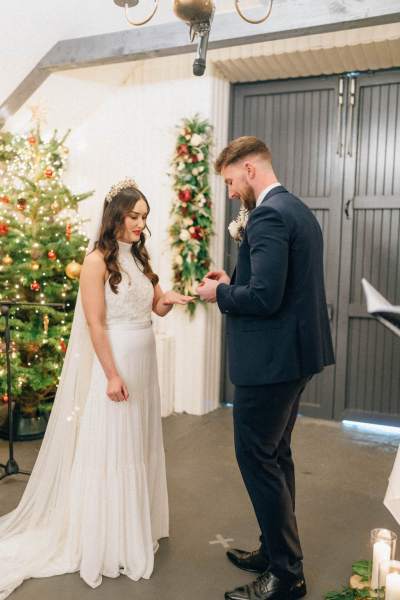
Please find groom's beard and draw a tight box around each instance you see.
[240,183,257,211]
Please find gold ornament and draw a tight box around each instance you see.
[31,261,40,271]
[2,254,13,266]
[43,314,49,334]
[173,0,214,23]
[31,243,42,260]
[65,260,82,280]
[26,342,40,353]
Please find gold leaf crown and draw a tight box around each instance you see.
[105,178,138,203]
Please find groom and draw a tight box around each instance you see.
[198,137,334,600]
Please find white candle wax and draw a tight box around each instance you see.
[371,541,391,589]
[380,561,391,588]
[386,573,400,600]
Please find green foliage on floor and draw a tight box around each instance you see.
[325,561,373,600]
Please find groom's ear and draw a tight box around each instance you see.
[243,161,256,180]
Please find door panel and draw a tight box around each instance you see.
[334,71,400,424]
[224,77,341,418]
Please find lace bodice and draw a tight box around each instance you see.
[105,241,154,327]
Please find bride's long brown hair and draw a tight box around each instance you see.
[94,186,159,294]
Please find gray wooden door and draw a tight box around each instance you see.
[223,70,400,424]
[224,76,341,418]
[334,71,400,425]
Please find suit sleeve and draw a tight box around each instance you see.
[216,206,289,317]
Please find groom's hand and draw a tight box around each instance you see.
[205,270,230,285]
[197,278,220,303]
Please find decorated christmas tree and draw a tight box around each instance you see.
[0,127,92,423]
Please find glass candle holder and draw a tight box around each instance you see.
[379,560,400,599]
[371,529,397,591]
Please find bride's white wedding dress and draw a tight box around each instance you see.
[0,240,169,598]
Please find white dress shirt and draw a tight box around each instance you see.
[256,182,282,207]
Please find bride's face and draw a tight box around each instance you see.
[118,198,149,244]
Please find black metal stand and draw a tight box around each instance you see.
[0,300,64,481]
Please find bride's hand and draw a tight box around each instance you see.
[161,291,195,306]
[107,375,129,402]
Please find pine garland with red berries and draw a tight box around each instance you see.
[169,116,213,315]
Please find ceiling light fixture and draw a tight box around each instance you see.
[113,0,274,76]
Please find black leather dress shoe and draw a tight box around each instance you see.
[224,571,307,600]
[226,548,270,574]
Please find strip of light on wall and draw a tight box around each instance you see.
[342,420,400,436]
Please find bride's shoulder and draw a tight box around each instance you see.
[82,249,106,273]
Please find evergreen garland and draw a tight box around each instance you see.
[169,116,213,316]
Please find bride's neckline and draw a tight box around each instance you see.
[117,240,133,255]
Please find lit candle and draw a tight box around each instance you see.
[371,540,391,589]
[380,561,391,588]
[386,573,400,600]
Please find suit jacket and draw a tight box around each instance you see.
[217,186,335,386]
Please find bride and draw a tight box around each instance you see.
[0,178,193,598]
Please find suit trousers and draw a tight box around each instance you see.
[233,376,310,580]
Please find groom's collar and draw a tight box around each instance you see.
[256,182,282,207]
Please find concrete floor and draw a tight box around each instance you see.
[1,408,400,600]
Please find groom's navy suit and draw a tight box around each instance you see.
[217,186,334,579]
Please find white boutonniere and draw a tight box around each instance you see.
[228,205,249,243]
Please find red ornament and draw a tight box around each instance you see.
[60,340,67,353]
[191,154,199,163]
[178,189,192,203]
[1,394,8,403]
[190,226,204,240]
[0,195,10,204]
[66,223,72,240]
[0,223,9,236]
[177,144,189,156]
[30,280,41,292]
[44,168,53,179]
[47,249,57,261]
[28,136,37,145]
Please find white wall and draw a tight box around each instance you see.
[0,0,244,106]
[5,54,230,415]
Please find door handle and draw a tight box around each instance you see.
[346,76,357,157]
[336,77,345,157]
[344,199,353,220]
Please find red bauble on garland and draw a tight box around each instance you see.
[47,249,57,261]
[177,144,189,156]
[178,189,192,203]
[28,136,37,145]
[0,195,10,204]
[0,223,9,236]
[190,226,204,240]
[44,168,53,179]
